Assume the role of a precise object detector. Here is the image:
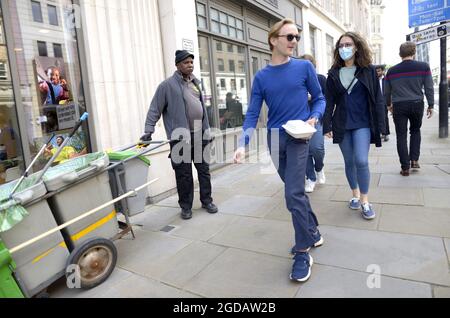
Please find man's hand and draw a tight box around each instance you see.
[233,147,246,164]
[140,132,152,142]
[306,117,318,127]
[427,107,434,119]
[325,132,333,139]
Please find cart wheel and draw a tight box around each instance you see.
[66,237,117,290]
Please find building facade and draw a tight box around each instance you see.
[0,0,373,201]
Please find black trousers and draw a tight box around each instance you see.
[384,104,390,135]
[169,137,213,210]
[393,100,424,170]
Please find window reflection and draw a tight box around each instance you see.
[6,0,89,170]
[213,40,247,130]
[198,36,215,128]
[0,11,23,184]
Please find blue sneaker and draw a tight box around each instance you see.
[349,198,362,210]
[290,252,313,282]
[361,203,376,220]
[290,231,324,255]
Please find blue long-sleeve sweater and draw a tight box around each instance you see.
[240,58,325,146]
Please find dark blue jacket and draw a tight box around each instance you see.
[323,65,386,147]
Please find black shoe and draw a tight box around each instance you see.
[411,161,421,169]
[202,202,218,214]
[400,169,410,177]
[181,209,192,220]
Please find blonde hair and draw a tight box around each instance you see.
[299,54,317,68]
[268,18,296,51]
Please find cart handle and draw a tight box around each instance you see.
[8,178,159,255]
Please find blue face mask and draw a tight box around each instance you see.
[339,47,355,61]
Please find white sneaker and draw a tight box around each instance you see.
[305,179,316,193]
[317,169,326,185]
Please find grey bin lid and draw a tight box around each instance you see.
[43,152,109,192]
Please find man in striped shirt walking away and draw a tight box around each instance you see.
[385,41,434,177]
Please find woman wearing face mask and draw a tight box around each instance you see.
[323,32,385,220]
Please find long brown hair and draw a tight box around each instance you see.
[331,32,372,69]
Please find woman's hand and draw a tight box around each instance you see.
[325,132,333,139]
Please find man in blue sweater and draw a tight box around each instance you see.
[385,42,434,176]
[234,19,325,283]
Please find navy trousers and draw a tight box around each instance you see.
[268,130,319,251]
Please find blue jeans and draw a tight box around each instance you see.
[268,130,319,251]
[338,128,371,195]
[306,124,325,182]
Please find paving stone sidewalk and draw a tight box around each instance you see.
[49,114,450,298]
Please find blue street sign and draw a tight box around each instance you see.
[409,0,450,28]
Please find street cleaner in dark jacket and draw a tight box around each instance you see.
[385,41,434,177]
[142,50,218,220]
[323,32,385,221]
[234,19,325,283]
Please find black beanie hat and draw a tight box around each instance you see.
[175,50,194,65]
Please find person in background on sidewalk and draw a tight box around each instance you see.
[299,54,327,193]
[323,32,385,221]
[234,19,325,283]
[375,64,390,142]
[384,41,434,177]
[142,50,218,220]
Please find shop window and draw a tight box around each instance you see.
[213,39,247,130]
[198,36,215,128]
[48,5,58,26]
[6,0,90,172]
[0,6,24,185]
[37,41,48,56]
[31,1,43,23]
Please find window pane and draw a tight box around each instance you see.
[37,41,48,56]
[213,40,247,130]
[229,60,235,72]
[237,30,244,40]
[53,43,63,58]
[236,19,243,30]
[216,41,222,51]
[48,5,58,26]
[210,8,219,21]
[228,16,236,27]
[31,1,43,23]
[229,27,236,38]
[197,2,206,16]
[197,16,207,29]
[211,21,220,33]
[220,24,228,36]
[219,12,227,23]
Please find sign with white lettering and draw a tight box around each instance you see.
[409,0,450,28]
[407,22,450,44]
